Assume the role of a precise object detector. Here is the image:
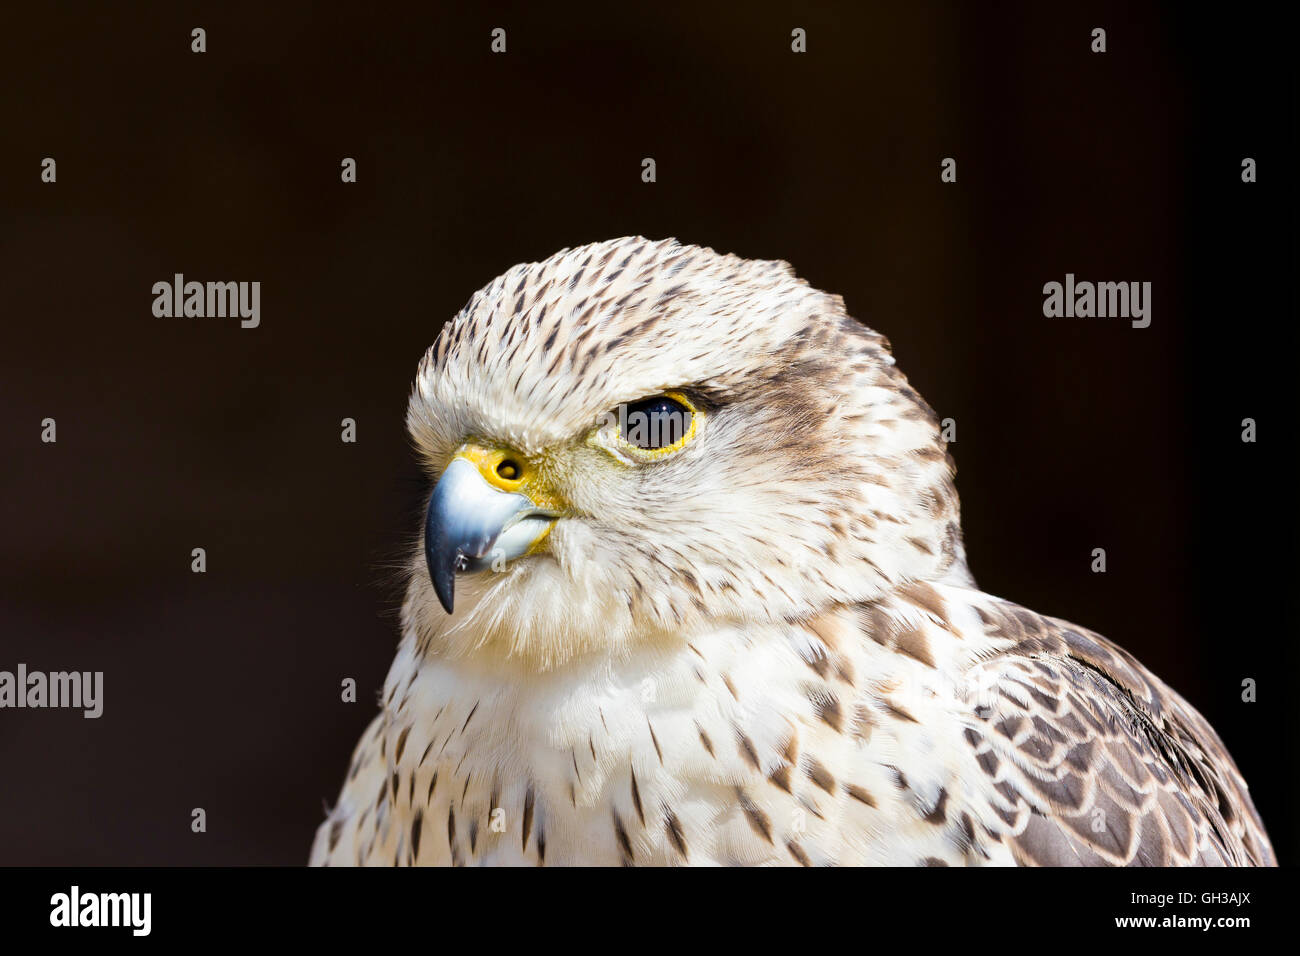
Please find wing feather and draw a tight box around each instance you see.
[962,599,1275,867]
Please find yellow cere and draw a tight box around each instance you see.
[453,442,568,514]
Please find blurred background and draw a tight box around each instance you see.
[0,2,1293,864]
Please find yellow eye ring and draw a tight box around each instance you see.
[614,390,700,460]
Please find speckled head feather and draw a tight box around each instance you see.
[406,236,969,667]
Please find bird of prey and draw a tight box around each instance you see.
[310,237,1274,866]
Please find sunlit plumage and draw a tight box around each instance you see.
[310,237,1274,866]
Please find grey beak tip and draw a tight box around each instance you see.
[433,569,455,614]
[425,545,456,615]
[425,499,457,615]
[423,455,542,618]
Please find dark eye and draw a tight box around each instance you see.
[621,394,694,451]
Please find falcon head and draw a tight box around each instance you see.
[407,237,968,668]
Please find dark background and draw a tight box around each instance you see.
[0,2,1294,865]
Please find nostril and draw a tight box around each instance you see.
[496,460,521,481]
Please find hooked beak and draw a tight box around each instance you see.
[423,446,561,613]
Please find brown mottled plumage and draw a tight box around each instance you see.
[311,237,1274,866]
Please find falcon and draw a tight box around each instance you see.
[310,237,1274,866]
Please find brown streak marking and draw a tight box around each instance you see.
[647,718,664,764]
[736,729,761,771]
[630,769,645,825]
[736,788,774,844]
[845,783,878,808]
[665,812,689,859]
[806,758,836,794]
[722,674,739,701]
[460,702,480,734]
[613,812,634,862]
[884,700,920,723]
[814,694,844,732]
[522,787,535,851]
[769,764,793,793]
[894,626,937,668]
[924,788,949,825]
[697,724,715,757]
[787,840,812,866]
[901,580,949,626]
